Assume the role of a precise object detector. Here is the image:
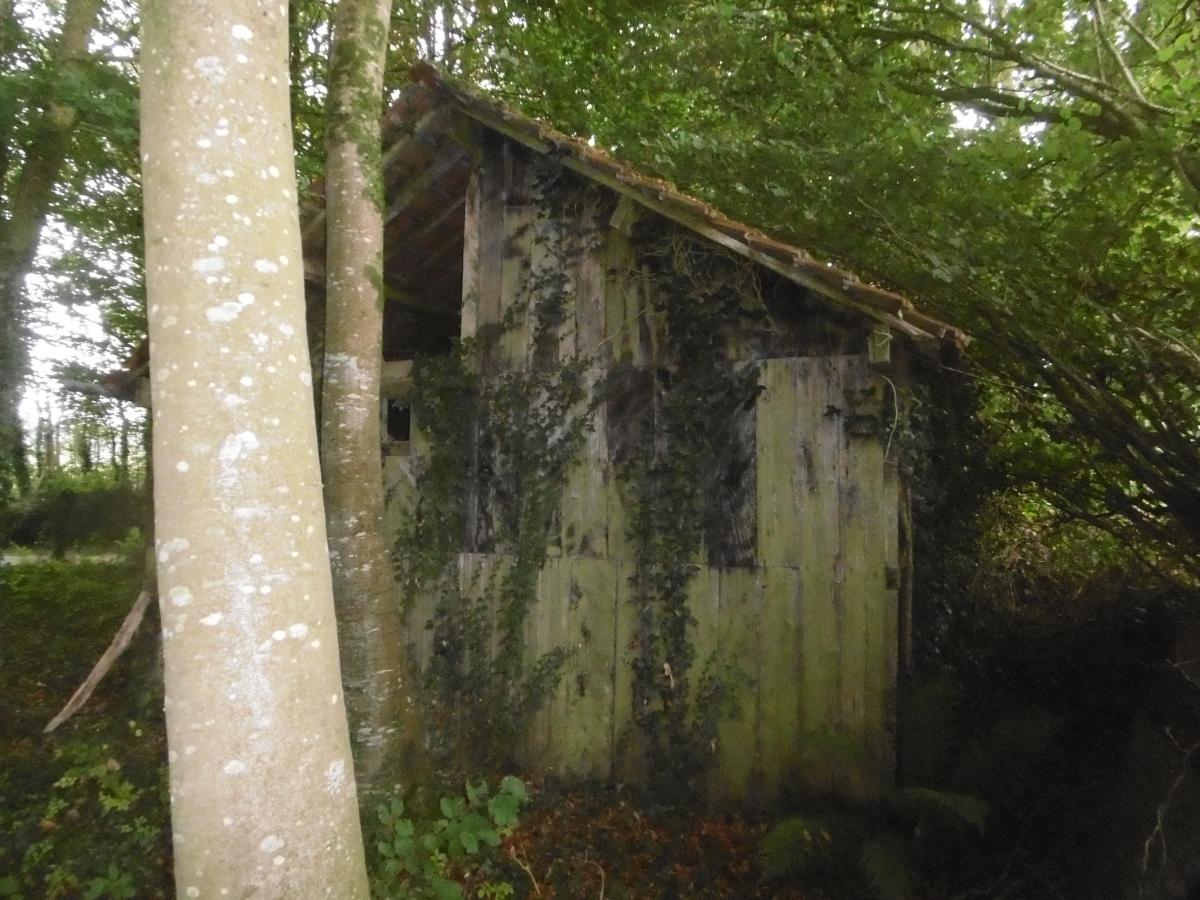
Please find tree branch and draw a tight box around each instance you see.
[44,590,153,733]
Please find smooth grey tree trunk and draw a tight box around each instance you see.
[321,0,424,797]
[140,1,370,895]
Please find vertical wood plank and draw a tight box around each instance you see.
[459,170,481,340]
[527,157,569,369]
[524,556,559,765]
[603,229,654,367]
[498,144,534,370]
[474,135,506,359]
[560,368,609,558]
[799,356,847,794]
[553,557,619,778]
[572,190,607,360]
[705,393,757,568]
[755,359,801,568]
[712,566,762,804]
[756,565,803,799]
[610,561,643,782]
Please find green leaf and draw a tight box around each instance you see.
[429,875,465,900]
[487,793,519,828]
[465,779,489,807]
[498,776,528,802]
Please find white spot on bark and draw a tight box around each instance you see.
[299,371,312,386]
[237,291,255,306]
[195,138,212,149]
[288,623,308,638]
[277,323,294,337]
[186,888,200,898]
[158,537,189,562]
[192,257,224,274]
[240,376,253,386]
[273,856,285,866]
[169,586,193,607]
[254,259,279,274]
[272,630,285,641]
[199,612,223,626]
[268,165,280,177]
[175,461,189,472]
[222,760,246,775]
[206,301,242,323]
[193,56,225,82]
[224,194,238,205]
[249,553,263,564]
[231,24,254,40]
[260,835,285,853]
[218,431,260,464]
[325,758,346,795]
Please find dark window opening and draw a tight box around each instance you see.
[386,400,411,442]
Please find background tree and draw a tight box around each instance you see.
[140,0,369,893]
[0,0,105,498]
[319,0,427,798]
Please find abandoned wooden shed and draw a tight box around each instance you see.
[295,64,970,805]
[306,66,962,806]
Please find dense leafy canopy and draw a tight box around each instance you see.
[3,0,1197,569]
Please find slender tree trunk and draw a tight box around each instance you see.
[140,1,370,895]
[0,0,104,497]
[321,0,423,796]
[117,404,129,482]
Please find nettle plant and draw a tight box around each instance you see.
[372,776,530,900]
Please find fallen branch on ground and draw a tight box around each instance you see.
[44,589,154,733]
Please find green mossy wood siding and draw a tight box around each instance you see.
[385,140,902,804]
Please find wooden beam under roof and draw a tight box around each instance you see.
[383,194,466,267]
[383,148,469,227]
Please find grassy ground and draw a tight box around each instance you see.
[0,559,852,899]
[0,558,172,898]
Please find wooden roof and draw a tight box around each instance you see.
[301,63,968,355]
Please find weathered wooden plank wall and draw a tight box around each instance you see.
[382,140,901,804]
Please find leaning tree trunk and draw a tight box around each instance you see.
[321,0,423,796]
[140,1,370,895]
[0,0,104,497]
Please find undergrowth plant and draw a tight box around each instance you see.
[372,776,530,900]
